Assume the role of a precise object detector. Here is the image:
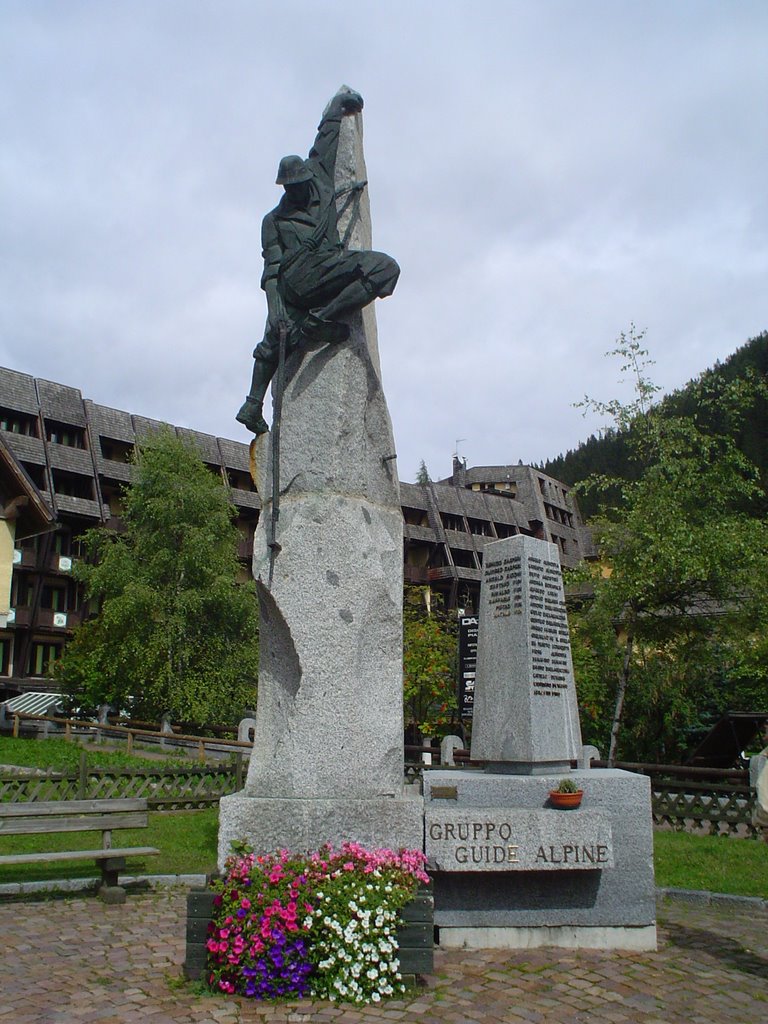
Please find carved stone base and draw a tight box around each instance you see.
[218,790,424,868]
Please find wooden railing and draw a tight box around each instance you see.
[8,712,254,763]
[0,754,243,809]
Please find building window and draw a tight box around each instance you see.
[0,408,38,436]
[402,506,429,528]
[0,638,12,676]
[11,577,34,607]
[51,470,94,500]
[28,642,62,677]
[450,548,478,569]
[467,517,491,536]
[494,522,517,538]
[227,468,256,492]
[440,512,466,533]
[20,461,47,490]
[46,420,85,448]
[100,438,134,462]
[40,584,69,612]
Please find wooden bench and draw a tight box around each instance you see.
[0,798,160,903]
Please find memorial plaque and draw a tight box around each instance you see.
[425,807,613,871]
[470,535,582,773]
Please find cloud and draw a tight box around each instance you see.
[1,1,766,484]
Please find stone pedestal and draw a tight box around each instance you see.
[424,769,657,950]
[219,792,424,863]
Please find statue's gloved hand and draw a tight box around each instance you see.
[266,282,287,332]
[324,89,364,119]
[340,89,363,114]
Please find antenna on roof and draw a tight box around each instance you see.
[454,438,467,463]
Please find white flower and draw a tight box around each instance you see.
[371,992,381,1002]
[367,968,378,979]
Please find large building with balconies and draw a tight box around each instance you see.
[0,366,593,696]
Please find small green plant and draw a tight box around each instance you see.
[553,778,580,794]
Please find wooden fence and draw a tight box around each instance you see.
[6,711,254,762]
[0,752,245,810]
[615,763,757,838]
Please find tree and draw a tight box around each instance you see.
[57,430,259,728]
[416,460,431,485]
[544,329,768,518]
[568,328,768,764]
[402,587,458,737]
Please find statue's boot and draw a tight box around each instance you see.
[313,279,376,324]
[235,357,274,435]
[302,311,350,345]
[236,400,269,435]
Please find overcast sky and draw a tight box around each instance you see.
[1,1,766,483]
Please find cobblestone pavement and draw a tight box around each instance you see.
[0,890,765,1024]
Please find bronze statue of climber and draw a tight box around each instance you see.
[236,88,400,435]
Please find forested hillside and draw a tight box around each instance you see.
[543,331,768,519]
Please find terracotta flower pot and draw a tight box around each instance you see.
[548,790,583,809]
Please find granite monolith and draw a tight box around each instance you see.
[218,90,422,864]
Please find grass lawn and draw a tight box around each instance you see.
[0,734,192,771]
[653,829,767,899]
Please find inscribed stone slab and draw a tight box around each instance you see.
[425,808,613,871]
[470,535,582,771]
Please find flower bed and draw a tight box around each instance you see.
[185,842,432,1004]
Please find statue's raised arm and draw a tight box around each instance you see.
[236,87,398,436]
[305,88,364,186]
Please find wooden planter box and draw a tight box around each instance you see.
[184,883,434,985]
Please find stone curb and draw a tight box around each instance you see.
[656,885,767,913]
[0,873,207,897]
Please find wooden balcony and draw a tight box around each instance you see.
[7,606,32,627]
[36,608,83,630]
[404,565,429,585]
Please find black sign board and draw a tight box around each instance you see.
[458,616,478,719]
